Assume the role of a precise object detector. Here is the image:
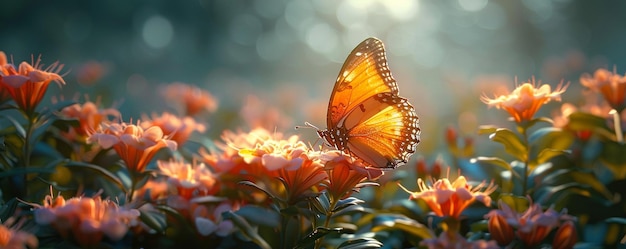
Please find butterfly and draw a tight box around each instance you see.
[312,37,421,169]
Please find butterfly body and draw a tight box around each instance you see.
[317,37,420,169]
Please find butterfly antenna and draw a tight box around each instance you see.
[295,122,320,131]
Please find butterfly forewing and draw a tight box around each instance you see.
[327,38,399,128]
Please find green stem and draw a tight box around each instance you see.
[127,171,138,203]
[315,196,338,249]
[521,126,529,195]
[16,114,36,199]
[610,109,624,143]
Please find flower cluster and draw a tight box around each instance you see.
[485,200,576,248]
[33,193,139,247]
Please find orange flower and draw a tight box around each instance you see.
[277,151,327,204]
[399,175,496,218]
[0,51,66,114]
[160,82,218,116]
[87,122,177,173]
[321,151,382,202]
[481,81,568,123]
[486,211,514,246]
[580,68,626,112]
[33,194,140,247]
[61,101,121,138]
[157,159,219,199]
[141,112,206,145]
[552,220,577,249]
[0,217,38,249]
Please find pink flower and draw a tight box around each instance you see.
[160,82,218,116]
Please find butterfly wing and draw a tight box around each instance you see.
[342,93,420,168]
[327,37,399,129]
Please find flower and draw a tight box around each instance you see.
[415,156,443,179]
[0,217,38,249]
[141,112,206,146]
[87,122,177,173]
[552,220,577,249]
[33,193,140,247]
[61,101,121,138]
[486,210,514,246]
[580,68,626,112]
[0,51,66,115]
[157,159,219,199]
[420,231,499,249]
[321,151,381,202]
[160,82,218,116]
[485,199,574,247]
[399,175,497,218]
[277,151,327,204]
[75,60,108,86]
[192,201,237,237]
[481,81,568,123]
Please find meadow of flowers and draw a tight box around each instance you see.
[0,49,625,249]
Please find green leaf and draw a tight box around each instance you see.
[238,180,283,202]
[489,128,527,161]
[470,156,512,171]
[223,211,272,249]
[333,197,364,212]
[534,148,570,165]
[294,227,345,249]
[235,205,280,227]
[63,161,125,192]
[332,205,368,218]
[337,238,383,249]
[477,125,499,135]
[540,169,614,201]
[139,209,167,233]
[371,214,433,240]
[1,115,25,138]
[312,192,331,214]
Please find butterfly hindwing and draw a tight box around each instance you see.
[343,93,420,168]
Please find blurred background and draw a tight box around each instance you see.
[1,0,625,155]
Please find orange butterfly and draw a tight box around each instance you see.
[313,37,421,169]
